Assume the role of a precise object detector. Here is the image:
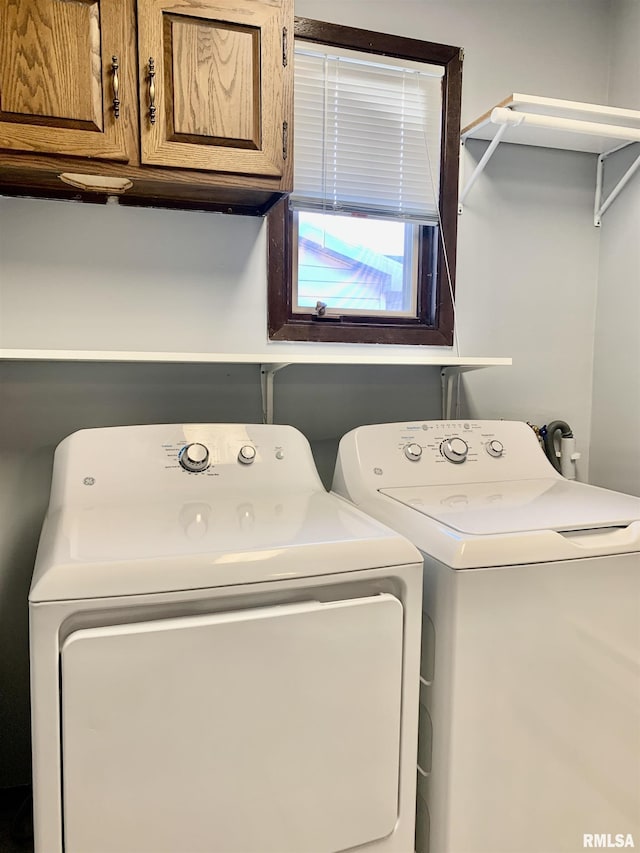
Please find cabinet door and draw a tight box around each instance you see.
[138,0,292,178]
[0,0,129,161]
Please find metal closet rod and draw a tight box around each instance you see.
[489,106,640,143]
[460,106,640,224]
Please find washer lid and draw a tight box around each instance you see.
[380,478,640,535]
[30,490,420,602]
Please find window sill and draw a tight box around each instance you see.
[269,320,455,346]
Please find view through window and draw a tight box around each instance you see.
[295,211,420,316]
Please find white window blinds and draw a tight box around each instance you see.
[293,43,444,222]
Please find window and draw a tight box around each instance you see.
[268,19,463,346]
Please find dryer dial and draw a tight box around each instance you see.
[441,437,468,464]
[238,445,257,465]
[179,442,210,472]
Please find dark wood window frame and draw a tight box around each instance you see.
[267,18,463,346]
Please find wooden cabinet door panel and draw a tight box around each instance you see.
[170,16,259,146]
[0,0,130,161]
[138,0,292,178]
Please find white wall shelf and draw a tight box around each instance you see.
[459,93,640,225]
[0,349,511,422]
[0,348,509,367]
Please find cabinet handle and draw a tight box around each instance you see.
[111,56,120,119]
[148,57,157,125]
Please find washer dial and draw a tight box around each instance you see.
[404,443,423,462]
[486,439,504,458]
[238,445,257,465]
[179,442,209,472]
[441,437,469,464]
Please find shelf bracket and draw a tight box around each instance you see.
[262,362,509,425]
[440,365,509,419]
[440,367,462,419]
[458,121,512,213]
[260,363,290,424]
[594,142,640,226]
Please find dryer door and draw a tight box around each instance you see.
[60,594,403,853]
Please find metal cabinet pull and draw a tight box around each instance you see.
[148,57,156,125]
[112,55,120,118]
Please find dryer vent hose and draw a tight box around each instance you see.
[543,420,574,474]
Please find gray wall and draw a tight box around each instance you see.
[0,354,443,787]
[0,0,627,786]
[455,141,599,475]
[590,0,640,496]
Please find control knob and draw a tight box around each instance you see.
[404,443,423,462]
[179,442,209,473]
[486,439,504,458]
[441,437,468,464]
[238,445,257,465]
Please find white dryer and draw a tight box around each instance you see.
[30,423,423,853]
[333,419,640,853]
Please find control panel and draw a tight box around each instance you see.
[334,420,560,496]
[392,421,515,473]
[178,442,259,472]
[51,424,324,510]
[396,425,509,469]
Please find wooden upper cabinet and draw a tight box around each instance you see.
[0,0,130,161]
[138,0,292,177]
[0,0,292,208]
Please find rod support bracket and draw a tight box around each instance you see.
[594,143,640,226]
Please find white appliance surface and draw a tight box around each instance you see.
[381,477,640,534]
[333,419,640,567]
[332,419,640,853]
[62,596,403,853]
[31,423,419,600]
[30,423,423,853]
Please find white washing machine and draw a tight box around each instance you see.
[30,423,423,853]
[333,419,640,853]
